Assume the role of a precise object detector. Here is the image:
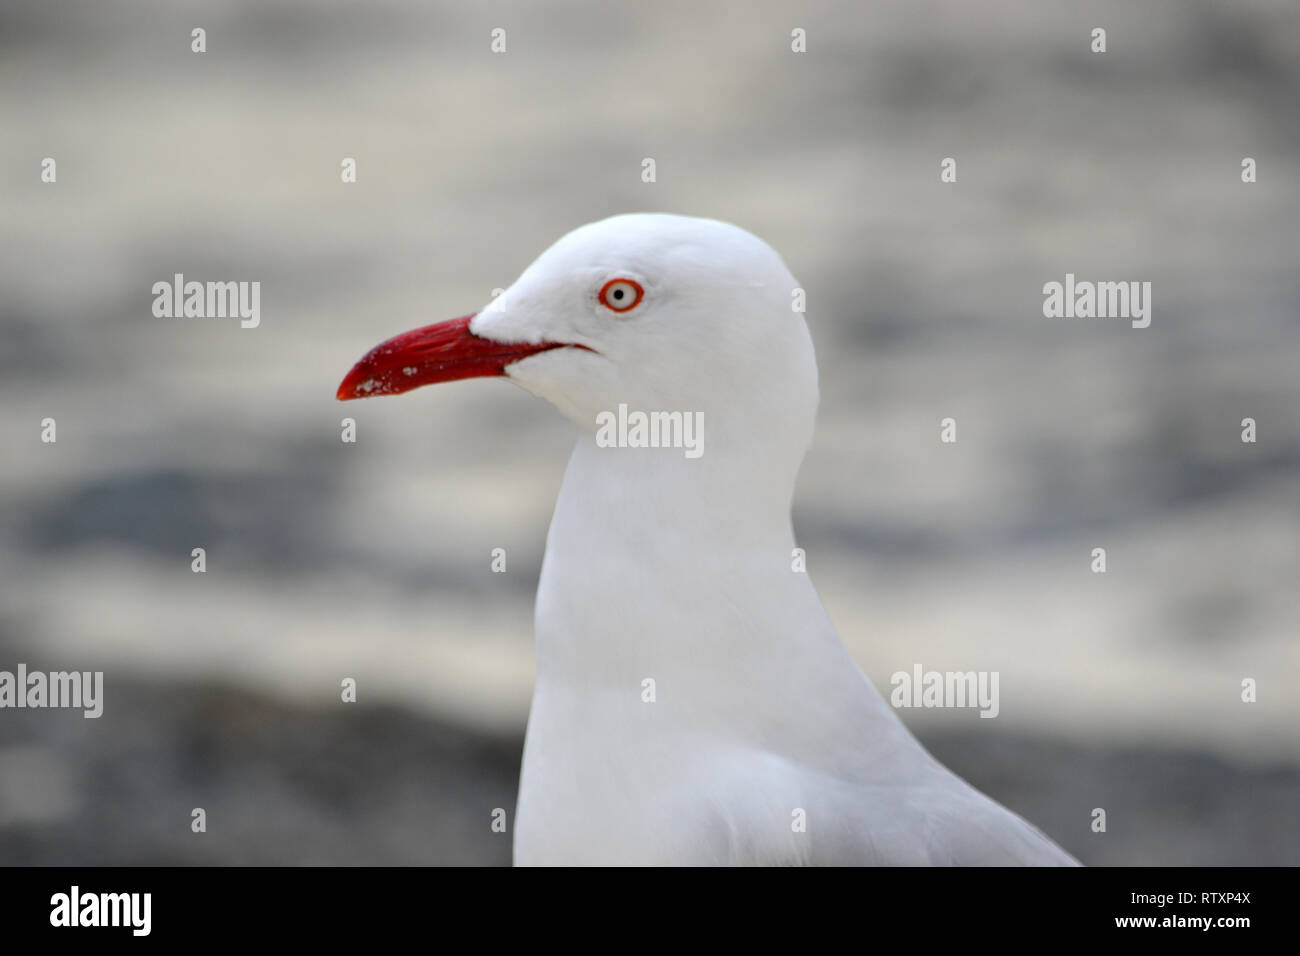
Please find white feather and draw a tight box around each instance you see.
[469,213,1078,866]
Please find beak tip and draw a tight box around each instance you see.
[336,313,555,403]
[336,367,395,401]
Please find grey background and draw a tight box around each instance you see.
[1,0,1297,864]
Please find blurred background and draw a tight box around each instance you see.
[1,0,1298,865]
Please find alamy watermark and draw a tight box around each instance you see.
[50,886,150,936]
[0,664,103,718]
[595,403,704,459]
[152,273,260,328]
[1042,273,1151,328]
[890,664,999,718]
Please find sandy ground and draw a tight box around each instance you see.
[2,678,1297,866]
[2,678,1298,866]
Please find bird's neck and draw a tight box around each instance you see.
[556,431,801,551]
[533,433,811,685]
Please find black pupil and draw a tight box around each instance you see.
[613,289,624,300]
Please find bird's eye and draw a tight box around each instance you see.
[598,278,644,313]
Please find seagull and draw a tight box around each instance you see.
[337,213,1080,866]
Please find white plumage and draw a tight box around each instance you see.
[343,212,1079,865]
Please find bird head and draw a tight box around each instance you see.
[337,213,819,457]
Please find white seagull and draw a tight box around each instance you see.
[338,213,1079,866]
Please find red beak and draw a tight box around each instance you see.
[336,314,569,401]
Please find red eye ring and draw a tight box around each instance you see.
[598,277,644,313]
